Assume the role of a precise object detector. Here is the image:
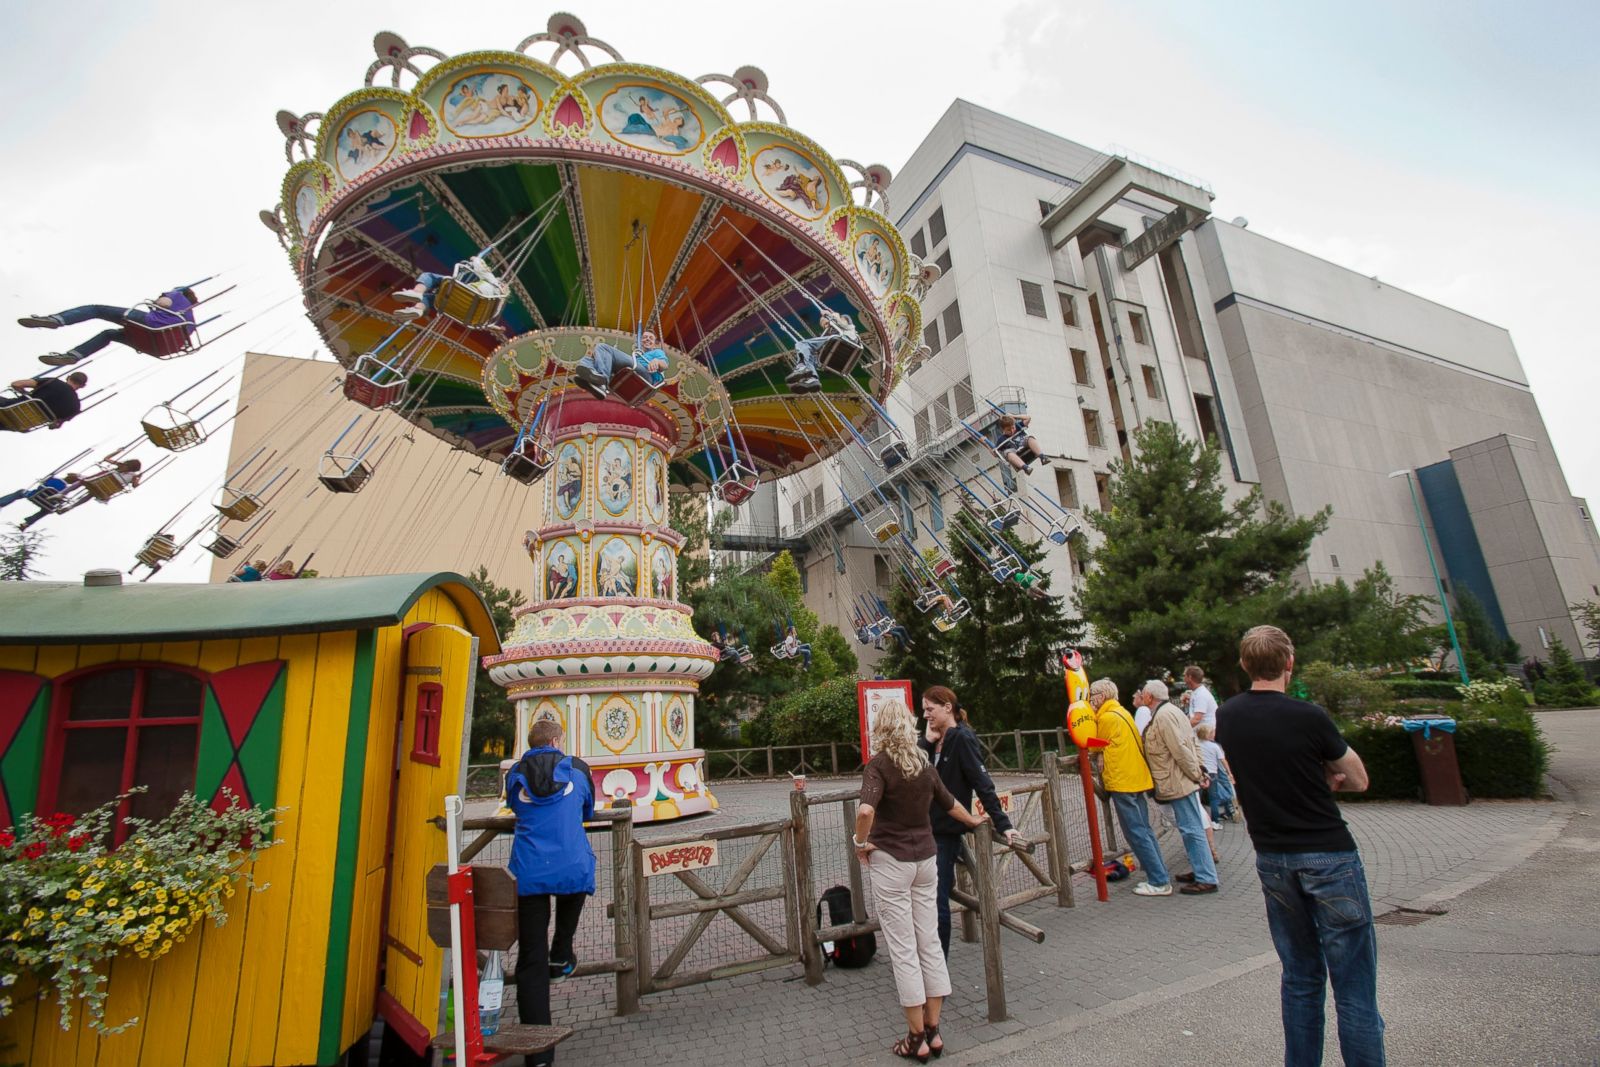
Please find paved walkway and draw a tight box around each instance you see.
[495,714,1592,1066]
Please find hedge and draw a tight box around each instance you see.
[1337,718,1549,800]
[1380,678,1463,700]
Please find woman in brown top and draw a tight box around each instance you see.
[855,701,986,1061]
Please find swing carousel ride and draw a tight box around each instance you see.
[260,15,924,819]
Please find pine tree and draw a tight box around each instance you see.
[1534,638,1599,708]
[876,582,953,694]
[464,565,528,757]
[1076,420,1329,695]
[0,524,47,581]
[942,511,1083,728]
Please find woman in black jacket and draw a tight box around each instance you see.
[918,685,1018,956]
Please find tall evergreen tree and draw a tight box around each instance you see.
[1077,420,1330,695]
[876,581,953,695]
[464,565,527,757]
[0,524,47,581]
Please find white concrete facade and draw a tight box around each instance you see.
[753,99,1600,664]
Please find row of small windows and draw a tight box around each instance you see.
[1020,280,1082,328]
[907,206,948,261]
[921,298,964,358]
[912,377,975,447]
[791,484,826,529]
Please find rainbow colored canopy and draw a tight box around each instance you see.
[274,22,924,489]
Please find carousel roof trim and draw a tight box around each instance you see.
[0,573,501,652]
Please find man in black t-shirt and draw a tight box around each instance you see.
[2,373,88,429]
[1218,625,1385,1067]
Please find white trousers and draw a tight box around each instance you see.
[868,851,952,1008]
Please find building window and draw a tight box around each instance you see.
[1020,280,1047,318]
[1194,394,1219,446]
[1141,366,1161,399]
[931,394,951,434]
[802,490,815,522]
[934,249,952,276]
[411,683,443,766]
[1071,348,1092,386]
[873,554,892,589]
[923,321,942,355]
[928,207,947,247]
[1095,472,1112,512]
[1056,468,1078,508]
[1059,292,1078,327]
[914,408,931,447]
[46,665,204,847]
[1038,198,1054,218]
[1582,505,1592,521]
[910,229,927,259]
[1082,409,1104,449]
[1330,554,1341,570]
[942,300,963,341]
[792,500,803,527]
[923,481,945,531]
[953,377,975,419]
[811,486,824,516]
[1128,310,1148,345]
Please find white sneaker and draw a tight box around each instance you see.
[394,305,425,320]
[391,289,425,303]
[1132,881,1172,897]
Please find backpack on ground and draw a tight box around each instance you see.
[817,884,877,968]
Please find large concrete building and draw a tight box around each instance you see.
[748,100,1600,664]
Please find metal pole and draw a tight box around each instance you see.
[1398,471,1469,685]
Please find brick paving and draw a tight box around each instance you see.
[465,774,1566,1066]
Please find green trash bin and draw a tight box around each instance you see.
[1404,716,1467,806]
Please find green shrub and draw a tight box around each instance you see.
[1338,717,1549,800]
[1297,662,1391,716]
[1533,639,1600,708]
[1382,678,1463,700]
[752,676,861,747]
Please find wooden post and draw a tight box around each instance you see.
[1041,753,1074,908]
[968,820,1007,1023]
[611,810,639,1015]
[1056,726,1068,754]
[1013,729,1026,771]
[766,746,774,779]
[830,741,839,775]
[631,842,652,995]
[841,798,867,923]
[790,789,824,985]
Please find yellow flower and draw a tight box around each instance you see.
[105,898,118,908]
[138,907,151,917]
[83,899,96,909]
[66,890,81,901]
[74,908,88,918]
[27,909,43,922]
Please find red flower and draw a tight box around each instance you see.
[44,813,75,838]
[0,831,13,848]
[21,842,46,860]
[66,835,88,852]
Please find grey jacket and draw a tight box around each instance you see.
[1143,701,1205,801]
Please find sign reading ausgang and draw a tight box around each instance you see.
[642,840,721,877]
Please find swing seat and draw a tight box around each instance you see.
[203,533,241,559]
[1047,516,1083,546]
[863,507,902,543]
[933,614,959,633]
[913,590,941,613]
[142,416,204,452]
[735,646,754,665]
[319,461,373,494]
[770,644,793,660]
[433,270,508,328]
[986,503,1022,532]
[343,355,409,409]
[503,442,555,485]
[80,470,135,503]
[879,441,911,471]
[610,366,662,408]
[135,534,179,568]
[990,562,1019,582]
[122,318,196,359]
[714,463,759,506]
[0,397,55,433]
[931,557,955,579]
[943,598,971,622]
[216,489,262,522]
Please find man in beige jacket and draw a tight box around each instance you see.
[1135,680,1219,894]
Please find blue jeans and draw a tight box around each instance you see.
[56,304,153,358]
[1208,766,1236,822]
[1255,851,1385,1067]
[1168,791,1218,885]
[933,833,963,955]
[0,489,27,508]
[415,271,445,310]
[1110,791,1169,887]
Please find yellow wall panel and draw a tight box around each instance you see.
[77,953,155,1067]
[0,645,36,672]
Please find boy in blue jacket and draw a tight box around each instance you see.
[506,719,595,1064]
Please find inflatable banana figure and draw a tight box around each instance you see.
[1061,649,1101,748]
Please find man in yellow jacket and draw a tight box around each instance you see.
[1089,678,1171,897]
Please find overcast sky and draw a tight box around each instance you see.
[2,0,1595,583]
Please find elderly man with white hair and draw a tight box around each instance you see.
[1135,678,1220,894]
[1089,678,1172,897]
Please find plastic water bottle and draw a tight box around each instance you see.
[478,950,505,1036]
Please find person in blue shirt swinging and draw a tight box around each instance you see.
[574,329,668,400]
[506,718,596,1065]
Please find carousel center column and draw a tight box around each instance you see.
[485,402,717,822]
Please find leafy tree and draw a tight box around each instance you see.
[1296,563,1435,668]
[1569,598,1600,654]
[1077,420,1330,696]
[756,677,860,747]
[1295,662,1391,718]
[1533,638,1599,708]
[0,524,47,581]
[465,565,526,758]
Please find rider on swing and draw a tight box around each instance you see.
[575,330,668,400]
[994,414,1050,473]
[786,308,858,394]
